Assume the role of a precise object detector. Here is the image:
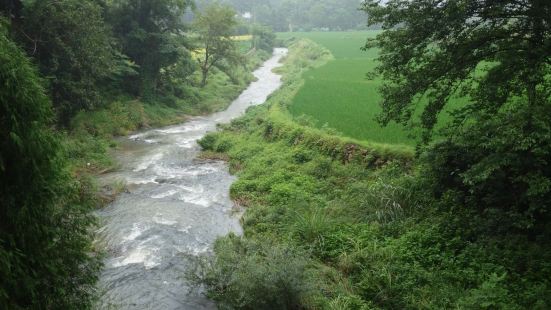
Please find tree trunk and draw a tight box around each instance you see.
[526,0,545,113]
[525,0,545,135]
[200,67,208,88]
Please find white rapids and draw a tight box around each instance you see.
[95,48,288,309]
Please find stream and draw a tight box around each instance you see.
[95,48,288,309]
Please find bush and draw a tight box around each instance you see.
[198,134,217,151]
[251,25,276,52]
[215,139,233,153]
[192,235,315,310]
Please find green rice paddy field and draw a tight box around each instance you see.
[277,31,429,146]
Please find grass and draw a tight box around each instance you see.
[290,60,415,145]
[277,31,466,146]
[277,31,418,145]
[195,36,551,310]
[278,31,379,59]
[266,39,414,162]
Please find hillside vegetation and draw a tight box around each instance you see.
[195,38,551,309]
[68,50,269,172]
[2,0,550,308]
[0,22,99,309]
[198,0,367,32]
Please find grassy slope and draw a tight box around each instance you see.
[267,38,414,161]
[278,31,468,146]
[277,31,416,146]
[197,39,551,309]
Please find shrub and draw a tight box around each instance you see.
[215,139,233,153]
[198,134,217,151]
[192,235,315,310]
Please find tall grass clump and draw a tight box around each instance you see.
[191,235,316,310]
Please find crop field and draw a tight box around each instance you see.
[277,31,418,145]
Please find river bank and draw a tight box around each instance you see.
[64,50,271,179]
[94,48,287,309]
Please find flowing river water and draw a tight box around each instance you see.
[95,48,288,309]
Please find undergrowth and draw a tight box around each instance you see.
[194,39,551,309]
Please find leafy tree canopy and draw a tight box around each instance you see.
[251,24,276,52]
[199,0,368,32]
[363,0,551,135]
[362,0,551,231]
[0,22,99,308]
[193,3,241,87]
[108,0,194,96]
[2,0,117,124]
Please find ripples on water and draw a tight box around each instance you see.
[95,48,288,309]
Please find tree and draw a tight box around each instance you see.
[251,24,276,52]
[3,0,117,124]
[253,3,288,32]
[0,22,99,308]
[362,1,551,231]
[193,3,241,87]
[108,0,194,97]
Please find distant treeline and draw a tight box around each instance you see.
[198,0,369,32]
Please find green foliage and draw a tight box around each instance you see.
[195,35,551,309]
[66,49,269,174]
[426,100,551,232]
[278,31,379,59]
[0,1,275,308]
[0,25,99,309]
[193,3,242,87]
[456,273,519,310]
[4,0,117,124]
[278,31,467,145]
[108,0,194,96]
[198,133,217,150]
[251,24,276,52]
[363,0,551,135]
[192,235,315,310]
[363,0,551,231]
[257,38,414,162]
[199,111,551,308]
[71,100,147,138]
[200,0,368,32]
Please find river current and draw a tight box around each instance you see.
[95,48,288,309]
